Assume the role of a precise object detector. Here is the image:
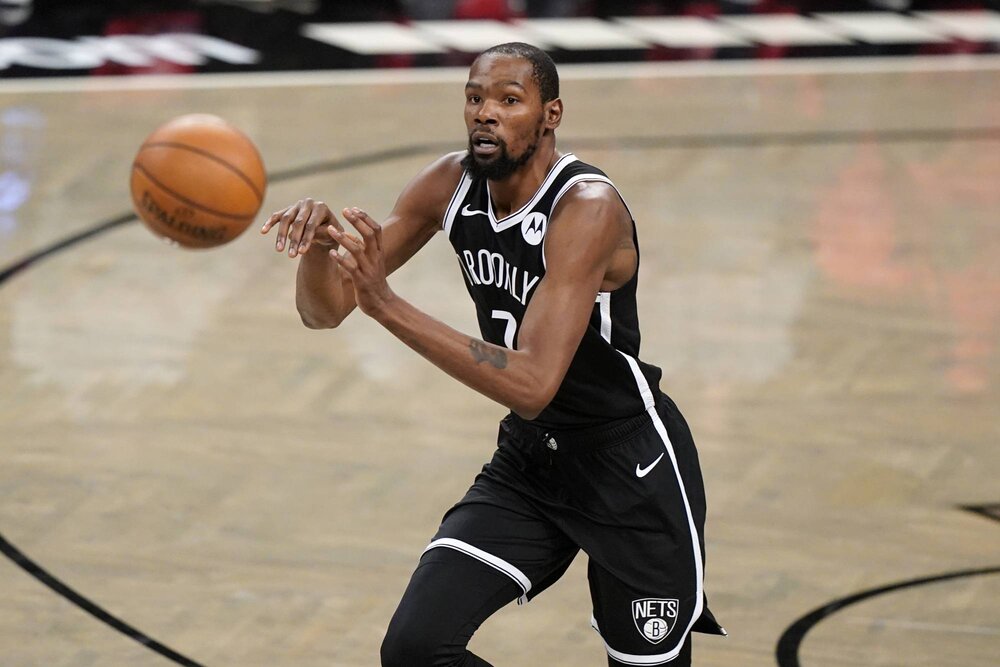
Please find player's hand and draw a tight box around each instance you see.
[332,208,394,316]
[261,198,344,258]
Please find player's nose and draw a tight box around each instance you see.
[474,100,500,125]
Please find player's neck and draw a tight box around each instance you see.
[488,142,560,219]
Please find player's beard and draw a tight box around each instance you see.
[462,120,543,181]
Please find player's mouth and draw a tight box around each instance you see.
[471,132,500,156]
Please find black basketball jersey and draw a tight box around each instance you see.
[442,152,663,429]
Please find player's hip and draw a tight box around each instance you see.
[485,395,705,526]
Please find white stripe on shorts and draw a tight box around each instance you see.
[594,351,704,663]
[424,538,532,605]
[591,615,684,665]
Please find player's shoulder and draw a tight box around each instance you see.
[552,179,626,223]
[554,156,621,206]
[557,178,618,204]
[548,168,630,244]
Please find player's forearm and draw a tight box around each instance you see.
[295,247,357,328]
[373,295,557,419]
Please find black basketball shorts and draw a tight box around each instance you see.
[426,392,725,665]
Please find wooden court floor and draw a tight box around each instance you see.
[1,58,998,666]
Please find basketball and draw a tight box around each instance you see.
[130,114,267,248]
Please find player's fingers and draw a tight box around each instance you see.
[287,199,315,257]
[344,207,368,230]
[261,207,285,234]
[351,208,383,253]
[262,203,296,234]
[275,202,301,252]
[328,212,345,234]
[337,249,359,276]
[330,227,366,261]
[323,224,340,246]
[297,203,331,254]
[328,248,347,276]
[344,207,374,232]
[342,208,374,247]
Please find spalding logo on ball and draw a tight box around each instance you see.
[130,113,267,249]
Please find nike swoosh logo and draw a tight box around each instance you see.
[462,204,488,217]
[635,452,665,478]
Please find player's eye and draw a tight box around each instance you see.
[467,95,481,104]
[504,96,518,104]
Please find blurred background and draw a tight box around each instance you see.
[2,0,999,77]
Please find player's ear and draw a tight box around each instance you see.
[544,98,563,130]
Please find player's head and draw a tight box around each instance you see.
[462,43,563,181]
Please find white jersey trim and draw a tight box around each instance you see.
[619,353,656,411]
[551,173,636,222]
[424,538,532,605]
[442,172,474,238]
[486,153,578,232]
[598,292,612,343]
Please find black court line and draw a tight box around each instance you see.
[0,212,137,286]
[2,126,1000,665]
[961,503,1000,525]
[0,533,206,667]
[775,565,1000,667]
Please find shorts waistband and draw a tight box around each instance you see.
[501,410,653,452]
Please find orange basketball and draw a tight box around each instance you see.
[130,114,266,249]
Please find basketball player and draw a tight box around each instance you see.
[262,42,724,666]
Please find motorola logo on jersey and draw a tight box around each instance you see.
[632,598,678,644]
[458,249,541,306]
[520,212,546,246]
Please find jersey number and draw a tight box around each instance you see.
[491,310,517,349]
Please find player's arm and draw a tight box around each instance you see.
[336,182,627,420]
[261,153,463,329]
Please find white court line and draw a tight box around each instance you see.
[1,53,1000,94]
[848,616,1000,636]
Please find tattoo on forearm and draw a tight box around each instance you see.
[469,339,508,369]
